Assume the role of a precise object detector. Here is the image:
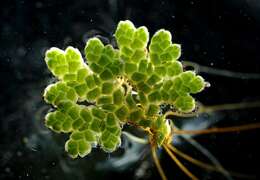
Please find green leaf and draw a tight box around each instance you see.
[100,69,113,80]
[101,82,114,94]
[129,109,144,122]
[87,87,101,101]
[115,20,149,63]
[113,88,124,105]
[147,104,159,116]
[149,30,181,65]
[174,95,195,112]
[115,105,129,121]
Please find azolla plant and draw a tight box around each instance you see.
[43,20,260,180]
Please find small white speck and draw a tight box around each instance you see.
[205,82,211,87]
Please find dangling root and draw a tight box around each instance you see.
[151,145,167,180]
[174,122,260,135]
[180,136,233,180]
[163,144,199,180]
[200,101,260,114]
[167,143,226,172]
[182,61,260,79]
[167,143,255,179]
[122,131,148,144]
[166,101,260,118]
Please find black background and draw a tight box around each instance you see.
[1,0,260,179]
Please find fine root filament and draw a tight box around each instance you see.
[165,101,260,118]
[163,144,199,180]
[167,143,224,172]
[182,61,260,79]
[174,122,260,135]
[200,101,260,114]
[151,145,167,180]
[167,143,255,179]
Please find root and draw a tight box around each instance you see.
[167,143,255,179]
[174,122,260,135]
[180,135,234,180]
[122,131,148,144]
[182,61,260,79]
[163,144,199,180]
[166,101,260,118]
[200,101,260,114]
[151,145,167,180]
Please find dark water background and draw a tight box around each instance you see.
[1,0,260,179]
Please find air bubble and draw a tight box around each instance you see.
[205,82,211,88]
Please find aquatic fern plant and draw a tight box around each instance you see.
[42,20,260,180]
[43,20,205,158]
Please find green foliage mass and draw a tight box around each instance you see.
[43,20,206,158]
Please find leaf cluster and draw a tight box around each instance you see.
[43,20,205,158]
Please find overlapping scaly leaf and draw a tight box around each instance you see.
[43,20,206,157]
